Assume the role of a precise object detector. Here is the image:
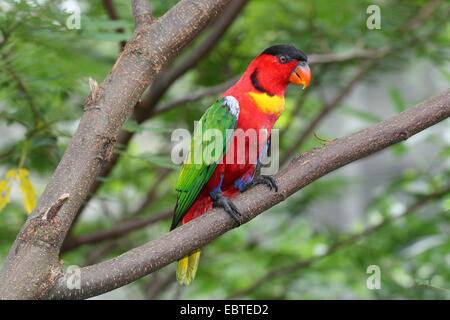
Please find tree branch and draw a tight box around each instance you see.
[85,241,118,265]
[102,0,120,20]
[308,47,391,64]
[63,167,172,252]
[62,210,172,251]
[5,66,40,128]
[401,0,443,33]
[151,75,240,116]
[0,145,16,159]
[129,168,172,218]
[131,0,153,32]
[146,270,177,300]
[0,0,233,300]
[46,89,450,299]
[102,0,127,49]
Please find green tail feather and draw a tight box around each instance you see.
[176,248,202,285]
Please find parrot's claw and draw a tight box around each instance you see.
[241,175,278,193]
[213,192,242,226]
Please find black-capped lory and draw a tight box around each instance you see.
[170,45,311,285]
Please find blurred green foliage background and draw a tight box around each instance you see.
[0,0,449,299]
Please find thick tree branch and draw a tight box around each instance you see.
[46,89,449,299]
[0,0,233,300]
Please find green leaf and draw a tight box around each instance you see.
[444,200,450,211]
[122,120,144,133]
[122,120,174,134]
[130,152,178,169]
[391,142,408,157]
[86,32,131,42]
[389,87,406,113]
[31,136,57,148]
[95,176,112,183]
[441,70,450,82]
[340,107,382,124]
[83,19,132,31]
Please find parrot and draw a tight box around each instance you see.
[170,45,311,285]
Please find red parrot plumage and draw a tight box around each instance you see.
[170,45,311,284]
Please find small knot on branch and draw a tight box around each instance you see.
[84,77,104,111]
[36,265,64,299]
[291,151,306,164]
[41,193,70,221]
[399,130,411,141]
[95,135,116,163]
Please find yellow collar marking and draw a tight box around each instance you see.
[248,91,285,115]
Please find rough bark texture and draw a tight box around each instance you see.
[45,89,449,300]
[0,0,232,300]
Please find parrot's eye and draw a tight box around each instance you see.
[279,55,288,64]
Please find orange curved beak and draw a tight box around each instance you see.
[289,62,311,89]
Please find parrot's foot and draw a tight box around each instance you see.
[213,192,241,226]
[241,175,278,193]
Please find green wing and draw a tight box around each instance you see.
[170,96,240,230]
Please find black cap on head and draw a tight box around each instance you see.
[261,45,308,62]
